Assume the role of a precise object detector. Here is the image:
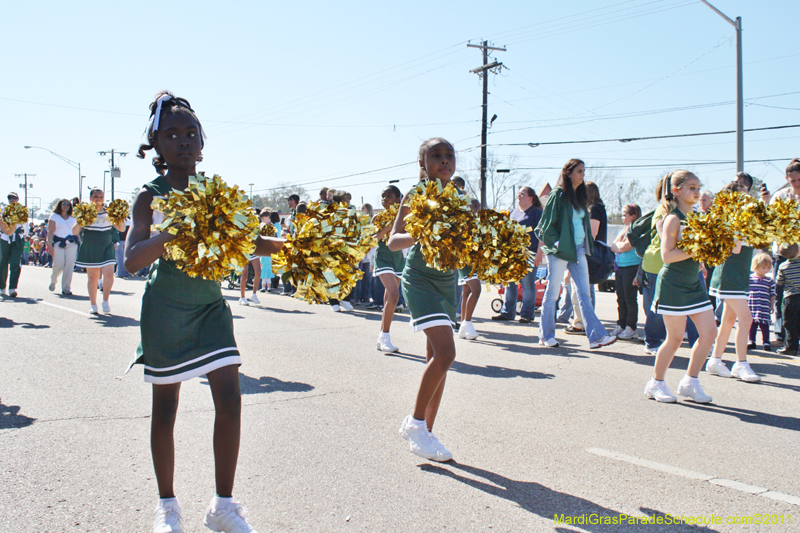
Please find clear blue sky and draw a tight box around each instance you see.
[3,0,798,215]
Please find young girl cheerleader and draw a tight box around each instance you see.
[73,188,126,314]
[536,159,617,350]
[706,182,760,382]
[125,92,282,533]
[373,185,405,352]
[388,138,459,462]
[645,171,717,403]
[457,198,482,340]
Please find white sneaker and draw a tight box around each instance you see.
[0,288,6,296]
[705,357,732,378]
[610,325,624,337]
[539,338,559,348]
[677,376,712,403]
[204,500,258,533]
[49,281,56,292]
[731,361,761,382]
[377,335,399,353]
[458,321,479,340]
[238,298,249,306]
[331,304,341,312]
[248,293,260,305]
[340,300,353,311]
[395,304,404,313]
[589,335,617,349]
[8,288,17,297]
[428,430,453,461]
[618,326,636,340]
[644,378,677,403]
[399,415,450,462]
[89,305,98,314]
[644,345,659,356]
[153,499,184,533]
[98,280,103,291]
[102,301,111,314]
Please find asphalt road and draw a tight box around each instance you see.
[2,265,799,532]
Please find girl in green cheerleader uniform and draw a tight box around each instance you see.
[373,185,405,352]
[645,170,717,404]
[73,188,126,314]
[0,191,24,297]
[125,92,281,533]
[388,138,458,462]
[706,180,760,382]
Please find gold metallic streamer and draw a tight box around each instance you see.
[467,209,532,284]
[151,173,260,282]
[403,181,475,271]
[260,223,278,237]
[677,211,735,267]
[2,203,28,226]
[372,203,399,243]
[73,202,98,227]
[272,201,376,304]
[107,199,129,226]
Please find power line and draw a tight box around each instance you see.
[494,124,800,147]
[513,158,790,172]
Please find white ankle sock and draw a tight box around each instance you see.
[408,416,426,428]
[158,497,177,507]
[212,495,233,509]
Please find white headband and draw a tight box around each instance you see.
[152,94,172,132]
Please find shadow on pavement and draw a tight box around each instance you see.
[0,401,36,429]
[680,403,800,432]
[93,314,140,328]
[200,373,314,395]
[385,352,554,380]
[421,462,719,532]
[0,317,50,329]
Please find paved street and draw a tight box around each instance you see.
[2,265,799,532]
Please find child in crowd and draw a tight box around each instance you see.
[748,253,775,351]
[776,244,800,356]
[609,203,641,340]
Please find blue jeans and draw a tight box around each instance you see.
[540,246,608,343]
[556,281,573,323]
[501,270,538,320]
[115,243,129,277]
[643,270,700,350]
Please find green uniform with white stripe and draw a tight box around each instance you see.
[374,240,404,278]
[75,211,117,268]
[401,180,458,332]
[708,245,752,300]
[653,208,714,316]
[126,175,241,384]
[458,265,477,285]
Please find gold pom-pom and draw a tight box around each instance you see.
[677,211,735,267]
[73,202,98,227]
[151,173,260,282]
[107,199,129,226]
[260,222,278,237]
[770,198,800,245]
[272,202,376,304]
[403,181,475,271]
[2,203,28,226]
[372,204,399,242]
[467,209,532,284]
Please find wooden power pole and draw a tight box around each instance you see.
[468,41,505,209]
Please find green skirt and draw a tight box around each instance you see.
[401,266,457,332]
[374,244,405,278]
[76,229,116,268]
[127,287,241,384]
[458,265,478,285]
[708,246,752,300]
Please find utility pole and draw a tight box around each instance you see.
[98,149,128,201]
[14,174,35,208]
[468,41,505,208]
[701,0,743,172]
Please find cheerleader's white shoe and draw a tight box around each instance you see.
[377,334,399,353]
[458,321,479,340]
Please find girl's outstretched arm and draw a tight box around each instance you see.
[253,236,285,256]
[660,214,691,264]
[387,193,415,251]
[123,188,175,273]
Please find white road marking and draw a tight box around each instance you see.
[36,299,92,317]
[586,448,799,506]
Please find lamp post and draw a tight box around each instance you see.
[24,145,83,201]
[700,0,743,172]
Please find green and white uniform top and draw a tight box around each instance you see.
[75,210,117,268]
[652,208,714,316]
[400,179,459,332]
[709,245,753,300]
[0,224,23,243]
[127,175,241,384]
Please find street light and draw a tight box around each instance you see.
[24,145,83,201]
[701,0,743,172]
